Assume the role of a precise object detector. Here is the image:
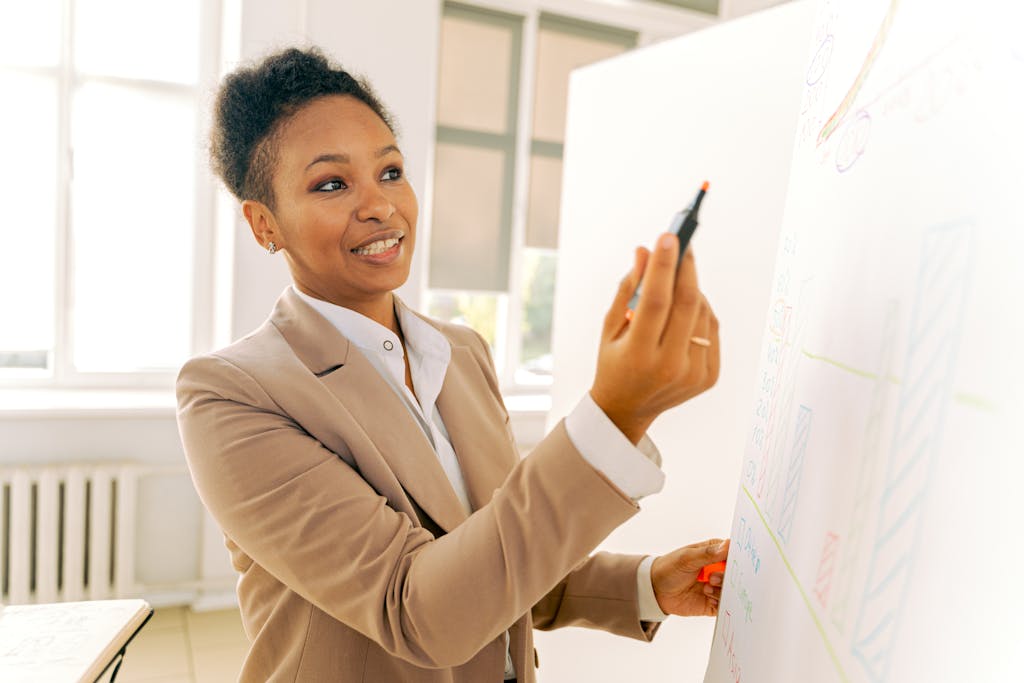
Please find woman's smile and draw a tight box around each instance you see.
[350,234,405,264]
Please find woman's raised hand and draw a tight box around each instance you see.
[589,233,720,444]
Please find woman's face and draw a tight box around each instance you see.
[258,95,417,308]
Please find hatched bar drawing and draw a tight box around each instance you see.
[814,531,840,609]
[777,405,812,545]
[852,222,972,682]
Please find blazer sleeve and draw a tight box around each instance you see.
[177,352,640,669]
[531,552,660,642]
[462,324,660,643]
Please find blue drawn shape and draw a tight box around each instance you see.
[807,35,834,86]
[851,222,972,683]
[777,405,812,545]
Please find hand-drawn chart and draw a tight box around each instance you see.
[705,1,1024,681]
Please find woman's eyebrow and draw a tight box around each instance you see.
[304,145,402,171]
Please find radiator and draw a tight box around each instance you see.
[0,464,138,605]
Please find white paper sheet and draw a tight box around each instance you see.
[705,1,1024,681]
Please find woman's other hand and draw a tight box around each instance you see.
[651,538,729,617]
[590,234,720,444]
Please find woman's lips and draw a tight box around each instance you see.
[351,236,402,265]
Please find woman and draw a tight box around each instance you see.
[177,47,728,683]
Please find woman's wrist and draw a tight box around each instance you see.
[588,389,654,445]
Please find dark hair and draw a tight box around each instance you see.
[209,46,395,207]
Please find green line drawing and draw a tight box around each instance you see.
[742,485,852,683]
[952,392,997,412]
[796,348,996,414]
[817,0,902,145]
[801,348,880,380]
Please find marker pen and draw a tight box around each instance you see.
[697,560,727,583]
[625,181,709,320]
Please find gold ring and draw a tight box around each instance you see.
[690,336,711,347]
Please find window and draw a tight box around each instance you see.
[0,0,215,386]
[428,2,637,389]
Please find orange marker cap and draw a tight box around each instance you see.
[697,561,727,583]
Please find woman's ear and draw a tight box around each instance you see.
[242,199,281,252]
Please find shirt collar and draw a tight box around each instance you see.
[292,286,450,363]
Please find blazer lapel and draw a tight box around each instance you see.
[269,289,469,533]
[435,343,519,512]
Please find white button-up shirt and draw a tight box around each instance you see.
[294,288,669,679]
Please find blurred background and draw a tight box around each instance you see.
[0,1,791,680]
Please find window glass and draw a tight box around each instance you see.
[0,73,58,372]
[70,82,195,371]
[429,142,510,291]
[532,19,633,143]
[525,154,563,249]
[437,11,517,135]
[516,248,557,384]
[0,0,61,68]
[425,291,503,350]
[75,0,201,84]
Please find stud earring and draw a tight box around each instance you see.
[267,241,277,255]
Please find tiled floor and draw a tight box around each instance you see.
[115,606,247,683]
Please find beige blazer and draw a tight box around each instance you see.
[176,288,659,682]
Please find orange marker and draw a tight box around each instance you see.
[697,561,727,583]
[625,181,709,321]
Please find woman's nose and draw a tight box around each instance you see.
[355,185,395,223]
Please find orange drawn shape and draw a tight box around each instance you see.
[817,0,901,146]
[698,561,728,583]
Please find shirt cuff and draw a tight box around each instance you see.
[564,392,666,501]
[637,555,670,623]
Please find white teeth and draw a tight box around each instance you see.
[353,237,399,255]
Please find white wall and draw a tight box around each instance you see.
[539,2,814,680]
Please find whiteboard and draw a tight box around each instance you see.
[542,3,815,680]
[705,1,1024,682]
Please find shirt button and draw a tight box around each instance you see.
[383,340,394,351]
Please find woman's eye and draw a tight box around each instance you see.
[381,167,402,181]
[316,179,345,192]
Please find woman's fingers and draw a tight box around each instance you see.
[603,247,649,340]
[659,249,705,349]
[705,307,721,386]
[630,234,686,343]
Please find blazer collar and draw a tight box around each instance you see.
[267,288,509,532]
[268,287,354,376]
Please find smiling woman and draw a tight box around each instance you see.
[178,46,727,683]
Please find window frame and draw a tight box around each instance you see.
[0,0,222,391]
